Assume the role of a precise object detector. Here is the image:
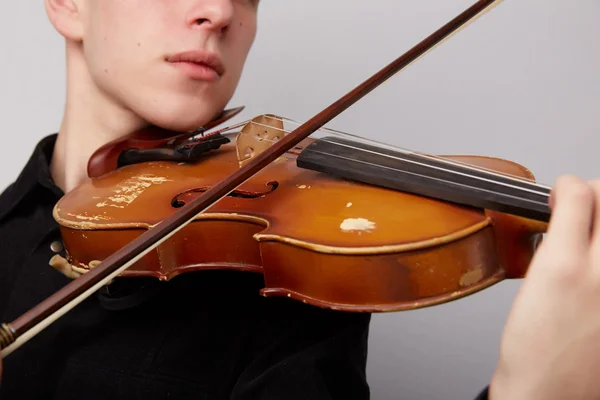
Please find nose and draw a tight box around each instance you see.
[186,0,235,35]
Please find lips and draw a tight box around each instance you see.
[166,50,225,79]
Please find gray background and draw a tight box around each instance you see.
[1,1,597,399]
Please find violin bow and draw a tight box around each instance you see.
[0,0,503,357]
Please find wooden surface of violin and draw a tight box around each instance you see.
[53,121,546,312]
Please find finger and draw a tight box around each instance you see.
[548,186,556,211]
[544,175,595,252]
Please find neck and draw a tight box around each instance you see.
[296,135,552,223]
[50,43,149,193]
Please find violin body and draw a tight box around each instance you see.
[53,126,545,312]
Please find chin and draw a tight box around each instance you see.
[138,101,228,133]
[149,117,211,133]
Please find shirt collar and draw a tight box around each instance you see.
[0,134,64,222]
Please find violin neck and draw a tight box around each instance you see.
[296,137,551,222]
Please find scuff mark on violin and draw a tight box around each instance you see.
[340,218,376,233]
[459,267,484,287]
[96,174,172,208]
[346,202,352,208]
[66,212,111,221]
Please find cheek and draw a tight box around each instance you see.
[84,5,157,77]
[228,20,257,70]
[84,24,150,88]
[238,16,258,49]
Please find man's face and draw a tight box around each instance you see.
[78,0,259,131]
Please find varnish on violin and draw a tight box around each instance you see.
[53,114,548,313]
[1,0,549,358]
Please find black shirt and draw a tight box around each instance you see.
[0,134,373,399]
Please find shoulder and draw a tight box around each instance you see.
[0,133,59,224]
[0,182,17,221]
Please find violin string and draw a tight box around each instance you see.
[318,148,549,209]
[197,120,249,136]
[316,136,550,198]
[243,118,550,198]
[194,115,549,199]
[257,125,549,199]
[264,115,549,189]
[191,115,537,188]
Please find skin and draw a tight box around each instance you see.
[2,2,600,398]
[44,0,260,193]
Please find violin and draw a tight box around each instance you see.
[1,0,549,357]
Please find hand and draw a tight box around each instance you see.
[490,175,600,399]
[49,254,101,279]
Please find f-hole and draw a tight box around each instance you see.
[171,181,279,208]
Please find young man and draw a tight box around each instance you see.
[0,1,372,399]
[2,1,600,399]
